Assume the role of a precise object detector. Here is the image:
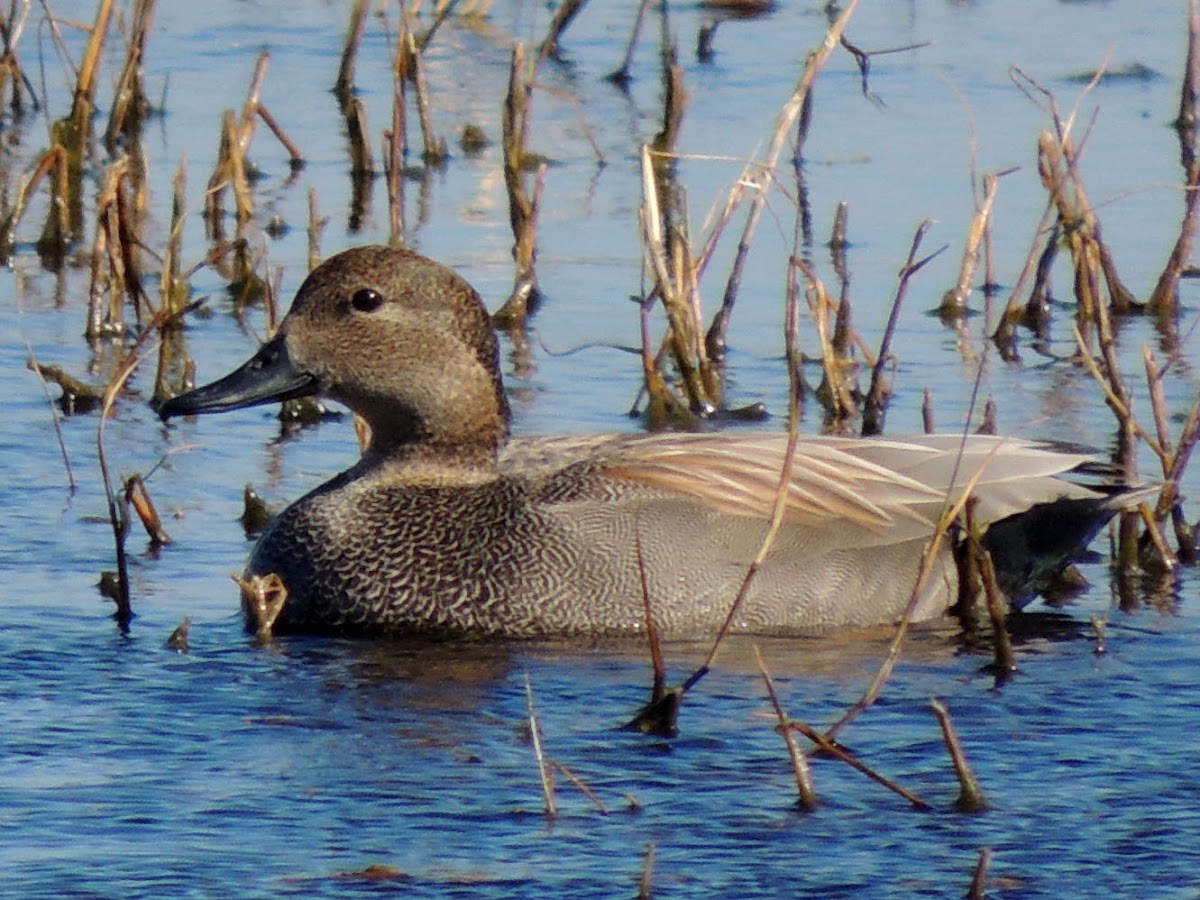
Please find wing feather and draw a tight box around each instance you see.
[598,433,1100,536]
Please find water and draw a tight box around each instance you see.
[3,1,1200,895]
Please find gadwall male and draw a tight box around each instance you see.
[158,246,1136,638]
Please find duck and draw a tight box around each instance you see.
[156,245,1141,639]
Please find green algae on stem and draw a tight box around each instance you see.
[930,698,989,813]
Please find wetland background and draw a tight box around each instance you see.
[4,0,1200,895]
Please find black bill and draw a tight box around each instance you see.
[155,335,322,420]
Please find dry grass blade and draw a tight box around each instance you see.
[784,717,930,811]
[633,288,692,430]
[634,190,811,723]
[524,672,557,817]
[967,848,992,900]
[537,0,589,62]
[754,645,818,811]
[1179,0,1200,139]
[0,0,41,113]
[334,0,369,105]
[205,52,271,234]
[678,209,807,697]
[151,160,191,404]
[637,842,655,900]
[40,0,113,253]
[0,146,67,261]
[632,31,728,419]
[256,104,306,169]
[344,96,375,177]
[640,152,719,419]
[1068,325,1160,455]
[401,31,446,164]
[344,96,375,234]
[930,698,989,812]
[992,203,1056,358]
[37,137,72,262]
[97,337,159,630]
[1069,323,1173,571]
[74,0,113,110]
[235,50,272,151]
[940,169,1011,317]
[24,349,77,489]
[607,0,652,87]
[1149,0,1200,313]
[103,0,156,151]
[1142,346,1189,562]
[826,446,999,741]
[159,159,188,320]
[384,86,406,247]
[795,257,856,427]
[307,187,326,271]
[549,759,608,815]
[1028,75,1138,317]
[1148,161,1200,315]
[415,0,461,50]
[960,499,1016,677]
[706,0,860,354]
[863,219,943,435]
[494,43,542,326]
[86,156,154,336]
[1158,396,1200,559]
[624,521,680,735]
[125,474,171,548]
[633,520,672,720]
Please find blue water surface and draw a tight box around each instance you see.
[3,1,1199,896]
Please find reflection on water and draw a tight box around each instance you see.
[4,618,1199,895]
[3,0,1200,895]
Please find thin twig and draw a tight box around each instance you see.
[97,337,159,630]
[863,220,942,435]
[707,0,860,354]
[754,645,818,811]
[785,718,930,810]
[607,0,652,86]
[967,848,992,900]
[637,842,655,900]
[525,672,557,817]
[930,698,989,812]
[24,343,76,489]
[549,759,608,815]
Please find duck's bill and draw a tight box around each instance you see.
[155,335,322,420]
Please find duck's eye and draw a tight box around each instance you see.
[350,288,384,313]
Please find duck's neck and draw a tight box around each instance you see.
[361,397,510,469]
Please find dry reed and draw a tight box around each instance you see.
[754,645,819,811]
[493,42,543,326]
[103,0,156,151]
[930,698,989,813]
[524,672,558,817]
[967,848,992,900]
[784,716,930,811]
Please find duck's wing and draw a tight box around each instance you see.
[595,432,1101,540]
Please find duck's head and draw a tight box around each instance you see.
[157,246,511,459]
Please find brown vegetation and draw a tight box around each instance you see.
[6,0,1198,830]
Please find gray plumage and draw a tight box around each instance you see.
[157,246,1141,639]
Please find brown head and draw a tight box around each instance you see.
[157,246,511,461]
